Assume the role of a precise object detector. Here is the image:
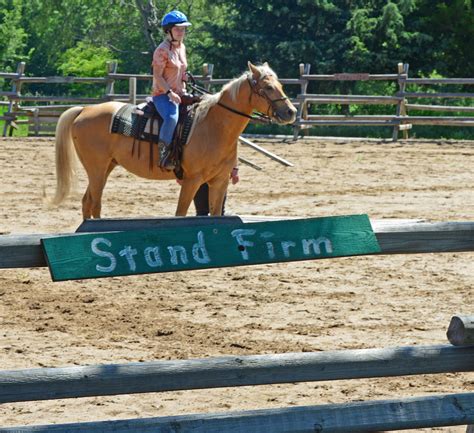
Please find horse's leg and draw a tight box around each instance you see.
[208,176,229,216]
[83,161,116,219]
[175,177,203,216]
[82,187,92,219]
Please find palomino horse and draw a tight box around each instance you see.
[53,62,296,218]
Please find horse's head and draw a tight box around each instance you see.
[248,62,297,125]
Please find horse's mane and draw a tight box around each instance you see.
[192,64,277,128]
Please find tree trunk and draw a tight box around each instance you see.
[134,0,161,53]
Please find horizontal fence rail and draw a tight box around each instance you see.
[0,344,473,404]
[0,61,473,138]
[0,218,473,269]
[2,392,474,433]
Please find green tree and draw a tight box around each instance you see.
[58,42,113,76]
[0,0,28,71]
[416,0,474,77]
[194,0,347,78]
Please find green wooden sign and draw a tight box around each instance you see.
[41,215,380,281]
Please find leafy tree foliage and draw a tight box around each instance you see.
[0,0,471,79]
[416,0,474,77]
[0,0,28,71]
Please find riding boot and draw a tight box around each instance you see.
[158,140,175,170]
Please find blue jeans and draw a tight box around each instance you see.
[152,94,179,145]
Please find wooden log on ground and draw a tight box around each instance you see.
[0,344,472,403]
[372,220,474,254]
[1,392,474,433]
[238,156,262,171]
[0,219,473,269]
[238,136,294,167]
[75,215,242,233]
[447,316,474,346]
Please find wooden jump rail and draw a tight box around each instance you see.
[0,218,473,269]
[1,316,473,432]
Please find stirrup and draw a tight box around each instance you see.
[158,141,175,170]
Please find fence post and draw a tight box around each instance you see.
[105,60,118,100]
[401,63,410,139]
[2,61,25,137]
[293,63,310,140]
[393,62,410,141]
[129,77,137,105]
[31,108,40,136]
[202,63,214,92]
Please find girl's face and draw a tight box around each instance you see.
[170,26,186,42]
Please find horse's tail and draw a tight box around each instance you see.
[52,106,84,205]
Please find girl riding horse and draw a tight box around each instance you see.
[52,62,296,218]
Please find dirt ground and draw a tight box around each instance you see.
[0,136,473,431]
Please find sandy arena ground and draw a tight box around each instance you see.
[0,136,473,431]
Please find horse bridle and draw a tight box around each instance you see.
[247,76,289,117]
[187,72,288,124]
[215,76,289,124]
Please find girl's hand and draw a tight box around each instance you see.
[169,90,181,104]
[230,167,239,185]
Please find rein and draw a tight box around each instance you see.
[187,73,286,125]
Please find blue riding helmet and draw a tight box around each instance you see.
[161,10,192,27]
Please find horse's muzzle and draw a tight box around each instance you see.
[274,105,297,125]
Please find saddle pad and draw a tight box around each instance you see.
[110,104,160,141]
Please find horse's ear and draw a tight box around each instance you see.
[248,61,260,79]
[263,62,269,68]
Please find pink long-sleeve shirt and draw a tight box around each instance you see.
[152,40,187,96]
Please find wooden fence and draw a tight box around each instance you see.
[293,63,474,140]
[1,61,473,139]
[1,217,474,269]
[0,316,473,432]
[1,216,473,431]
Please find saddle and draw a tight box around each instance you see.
[110,94,201,179]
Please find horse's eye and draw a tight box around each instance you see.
[265,85,273,91]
